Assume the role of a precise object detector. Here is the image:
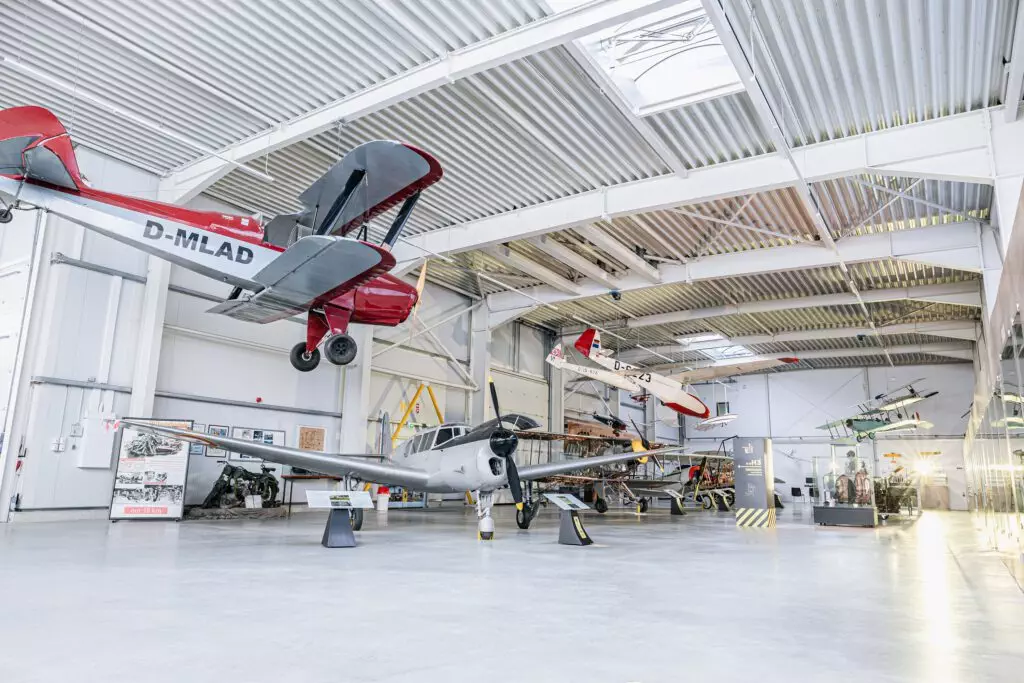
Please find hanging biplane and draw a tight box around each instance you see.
[817,381,938,442]
[0,105,442,373]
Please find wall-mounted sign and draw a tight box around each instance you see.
[109,419,192,521]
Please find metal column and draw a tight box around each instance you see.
[128,256,170,416]
[470,307,490,424]
[340,324,374,453]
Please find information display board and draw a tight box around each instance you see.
[544,493,591,511]
[110,419,192,521]
[306,490,374,509]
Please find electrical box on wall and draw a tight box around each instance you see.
[77,413,118,468]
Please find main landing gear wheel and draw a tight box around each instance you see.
[594,497,609,514]
[516,506,531,529]
[637,498,650,513]
[349,508,364,531]
[0,208,12,224]
[323,333,357,366]
[289,342,320,372]
[701,494,713,510]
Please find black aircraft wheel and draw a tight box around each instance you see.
[516,506,532,529]
[349,508,364,531]
[594,497,609,514]
[324,333,358,366]
[0,208,12,224]
[701,495,713,510]
[290,342,320,372]
[638,498,650,513]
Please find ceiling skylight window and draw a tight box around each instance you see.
[699,345,755,361]
[547,0,743,114]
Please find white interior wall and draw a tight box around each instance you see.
[686,364,974,504]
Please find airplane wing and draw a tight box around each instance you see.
[519,446,688,481]
[817,419,848,430]
[122,421,430,489]
[666,357,799,383]
[208,237,394,323]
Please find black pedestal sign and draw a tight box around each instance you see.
[733,437,776,529]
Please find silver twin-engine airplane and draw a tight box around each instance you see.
[126,382,681,539]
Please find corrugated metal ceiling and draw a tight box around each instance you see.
[723,0,1016,145]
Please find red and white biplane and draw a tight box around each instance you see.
[0,105,442,372]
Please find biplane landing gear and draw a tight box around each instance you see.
[290,342,320,372]
[323,333,358,366]
[594,497,609,514]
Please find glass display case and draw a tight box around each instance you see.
[811,444,880,527]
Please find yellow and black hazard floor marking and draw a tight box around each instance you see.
[734,507,776,528]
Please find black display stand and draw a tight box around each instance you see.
[813,505,877,528]
[322,509,358,547]
[558,510,593,546]
[670,495,687,516]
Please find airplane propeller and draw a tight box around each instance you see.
[629,417,662,471]
[488,379,523,509]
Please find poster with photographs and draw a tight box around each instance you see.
[109,419,192,521]
[206,425,230,458]
[228,427,285,461]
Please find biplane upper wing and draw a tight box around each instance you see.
[208,236,394,323]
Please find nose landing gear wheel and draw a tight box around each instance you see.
[290,342,321,372]
[594,497,609,514]
[349,508,364,531]
[324,333,357,366]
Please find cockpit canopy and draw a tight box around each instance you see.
[396,414,541,455]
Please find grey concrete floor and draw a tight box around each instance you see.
[1,505,1023,683]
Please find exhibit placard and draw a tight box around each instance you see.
[306,490,374,509]
[110,419,192,521]
[733,437,776,528]
[544,493,590,511]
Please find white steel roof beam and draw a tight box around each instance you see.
[485,246,582,296]
[645,343,975,372]
[393,111,1001,269]
[617,321,981,361]
[584,228,661,283]
[529,235,620,288]
[159,0,682,202]
[486,222,981,313]
[624,281,982,329]
[1003,1,1024,122]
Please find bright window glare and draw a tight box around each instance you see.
[547,1,742,114]
[677,333,725,344]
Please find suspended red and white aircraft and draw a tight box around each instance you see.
[558,329,798,419]
[0,106,442,373]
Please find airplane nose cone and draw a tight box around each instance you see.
[489,428,518,458]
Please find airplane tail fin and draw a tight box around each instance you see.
[574,328,601,358]
[546,343,567,368]
[0,106,84,191]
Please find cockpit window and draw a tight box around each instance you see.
[434,428,454,448]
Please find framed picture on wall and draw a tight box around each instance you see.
[228,427,285,461]
[189,423,207,457]
[298,425,326,452]
[206,425,230,458]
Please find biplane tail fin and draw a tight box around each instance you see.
[545,343,568,368]
[0,106,84,191]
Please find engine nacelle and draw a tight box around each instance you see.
[350,273,418,326]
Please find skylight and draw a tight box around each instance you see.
[699,345,755,361]
[547,0,743,115]
[677,333,726,345]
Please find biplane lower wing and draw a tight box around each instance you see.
[208,236,393,323]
